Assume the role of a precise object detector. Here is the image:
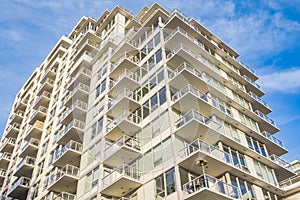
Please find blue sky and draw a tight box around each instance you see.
[1,0,300,161]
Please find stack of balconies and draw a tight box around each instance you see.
[48,64,91,196]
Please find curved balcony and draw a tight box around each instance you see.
[14,99,28,111]
[53,140,82,167]
[8,177,30,200]
[37,78,54,95]
[14,156,35,178]
[107,88,140,118]
[56,119,85,145]
[112,37,139,60]
[101,164,142,197]
[24,121,44,140]
[109,69,140,96]
[0,153,11,169]
[65,67,91,91]
[9,110,24,124]
[5,123,21,138]
[105,110,142,141]
[62,82,89,107]
[19,138,39,158]
[59,100,88,125]
[28,106,48,125]
[255,110,279,134]
[48,165,79,193]
[110,52,140,78]
[0,138,16,153]
[33,91,51,109]
[41,66,57,82]
[103,135,141,168]
[183,174,240,200]
[174,109,224,142]
[172,84,232,118]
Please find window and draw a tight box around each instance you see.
[85,166,100,191]
[96,79,106,97]
[223,145,249,172]
[230,175,255,200]
[246,135,267,157]
[155,49,162,64]
[155,168,176,199]
[253,160,277,185]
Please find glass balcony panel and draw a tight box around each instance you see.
[56,119,85,145]
[53,141,82,167]
[183,174,240,199]
[103,135,141,167]
[105,110,141,141]
[101,164,142,197]
[48,165,79,193]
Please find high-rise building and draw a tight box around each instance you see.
[0,3,296,200]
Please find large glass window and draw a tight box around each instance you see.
[155,168,176,199]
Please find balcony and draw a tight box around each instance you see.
[5,123,20,138]
[53,140,82,167]
[255,110,279,134]
[24,121,44,140]
[172,84,232,118]
[0,153,12,169]
[33,91,51,109]
[109,69,140,96]
[105,110,142,141]
[48,165,79,193]
[0,138,16,153]
[14,99,28,111]
[165,27,206,59]
[59,100,88,125]
[110,52,139,78]
[174,110,223,142]
[249,92,271,114]
[63,82,89,107]
[14,156,35,178]
[28,106,48,125]
[19,138,39,158]
[107,88,140,118]
[177,139,282,194]
[182,174,240,200]
[166,44,220,81]
[9,110,24,124]
[65,67,91,91]
[101,164,142,197]
[243,75,264,97]
[37,78,54,95]
[261,131,287,155]
[41,66,57,82]
[103,135,141,168]
[177,139,235,176]
[0,168,6,186]
[8,177,30,200]
[168,62,226,97]
[71,51,94,72]
[112,37,139,60]
[56,119,85,145]
[270,155,295,181]
[53,192,76,200]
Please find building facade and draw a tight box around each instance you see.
[0,3,296,200]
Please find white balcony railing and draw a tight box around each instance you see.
[183,173,240,199]
[104,135,141,160]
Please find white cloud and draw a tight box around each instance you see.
[259,68,300,93]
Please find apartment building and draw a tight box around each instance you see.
[0,3,296,200]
